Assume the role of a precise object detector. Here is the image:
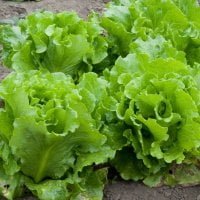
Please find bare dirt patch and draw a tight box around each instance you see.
[104,181,200,200]
[0,0,109,19]
[0,67,10,80]
[0,0,200,200]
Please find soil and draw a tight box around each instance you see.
[0,0,200,200]
[0,0,109,19]
[104,181,200,200]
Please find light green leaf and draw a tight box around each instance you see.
[10,117,75,183]
[26,179,69,200]
[178,119,200,151]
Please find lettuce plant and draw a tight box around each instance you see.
[104,53,200,186]
[102,0,200,63]
[0,71,114,199]
[0,11,108,77]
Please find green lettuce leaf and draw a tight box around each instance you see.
[0,163,23,200]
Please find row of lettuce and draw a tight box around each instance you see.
[0,0,200,199]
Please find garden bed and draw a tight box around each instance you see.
[0,0,200,200]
